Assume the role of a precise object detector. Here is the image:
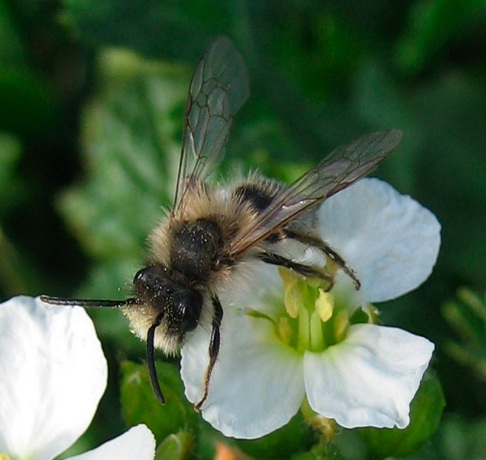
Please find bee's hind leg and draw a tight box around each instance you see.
[194,294,223,412]
[258,251,334,285]
[282,229,361,290]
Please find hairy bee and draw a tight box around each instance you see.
[41,37,402,410]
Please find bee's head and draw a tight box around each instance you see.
[126,264,203,404]
[133,264,203,341]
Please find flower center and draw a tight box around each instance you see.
[246,267,376,355]
[276,268,350,353]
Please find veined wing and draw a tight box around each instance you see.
[173,36,249,211]
[228,129,403,258]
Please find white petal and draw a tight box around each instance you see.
[0,296,107,460]
[304,324,434,429]
[318,178,441,303]
[66,425,155,460]
[181,307,305,439]
[219,259,284,319]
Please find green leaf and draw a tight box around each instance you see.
[155,432,194,460]
[443,289,486,380]
[358,370,445,458]
[120,360,199,442]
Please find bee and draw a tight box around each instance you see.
[41,36,402,410]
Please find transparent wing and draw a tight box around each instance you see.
[228,129,403,258]
[173,36,250,210]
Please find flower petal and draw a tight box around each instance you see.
[0,296,107,460]
[304,324,434,429]
[66,425,155,460]
[181,307,305,439]
[318,178,441,303]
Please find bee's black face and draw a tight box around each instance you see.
[134,264,203,335]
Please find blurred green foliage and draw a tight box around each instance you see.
[443,289,486,381]
[1,0,485,458]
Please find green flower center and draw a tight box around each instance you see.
[247,267,377,354]
[275,268,350,353]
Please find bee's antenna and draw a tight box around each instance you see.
[39,295,137,308]
[147,314,165,404]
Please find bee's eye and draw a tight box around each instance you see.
[134,265,163,287]
[133,268,146,285]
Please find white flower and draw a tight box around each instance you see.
[181,178,440,439]
[0,296,155,459]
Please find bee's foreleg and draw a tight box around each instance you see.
[282,230,361,290]
[194,294,223,412]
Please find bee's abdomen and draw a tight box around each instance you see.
[233,180,280,213]
[171,219,223,278]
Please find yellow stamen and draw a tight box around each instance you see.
[280,268,304,319]
[334,310,350,342]
[277,317,292,345]
[315,289,334,323]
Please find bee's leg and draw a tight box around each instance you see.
[147,314,165,404]
[282,230,360,290]
[195,295,223,412]
[258,251,333,285]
